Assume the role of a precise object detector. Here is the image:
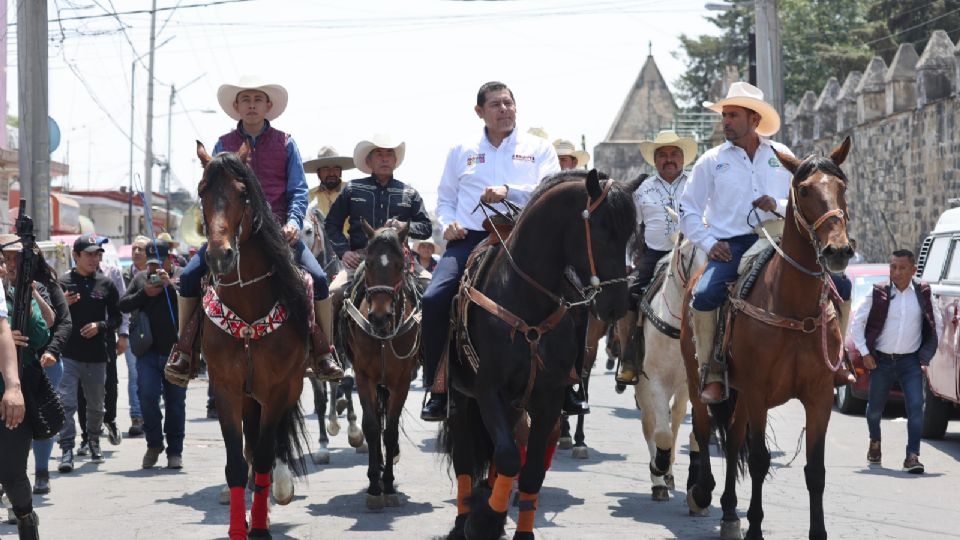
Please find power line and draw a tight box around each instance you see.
[5,0,258,26]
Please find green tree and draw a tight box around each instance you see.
[674,5,753,108]
[861,0,960,62]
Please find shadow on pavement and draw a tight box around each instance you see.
[607,490,717,539]
[530,486,586,528]
[156,484,229,526]
[306,490,435,531]
[550,448,627,471]
[854,465,945,478]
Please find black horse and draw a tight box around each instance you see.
[442,169,640,539]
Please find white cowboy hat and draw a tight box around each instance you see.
[702,81,780,137]
[217,75,289,121]
[353,134,406,174]
[527,127,549,140]
[552,139,590,167]
[303,146,356,173]
[639,130,699,168]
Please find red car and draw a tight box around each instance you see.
[834,264,903,414]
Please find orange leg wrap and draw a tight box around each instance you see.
[487,474,515,513]
[516,492,539,533]
[456,474,472,515]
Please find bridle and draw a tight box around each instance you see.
[199,175,272,289]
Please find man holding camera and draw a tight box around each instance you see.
[118,240,186,470]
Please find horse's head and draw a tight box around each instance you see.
[361,219,409,337]
[774,136,855,273]
[196,141,259,276]
[563,169,642,323]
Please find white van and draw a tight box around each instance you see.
[915,206,960,439]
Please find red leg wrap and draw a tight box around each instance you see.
[250,472,271,530]
[228,486,247,540]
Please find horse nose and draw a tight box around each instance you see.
[822,244,854,260]
[205,246,236,274]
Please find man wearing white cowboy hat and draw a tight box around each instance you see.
[171,75,343,383]
[304,146,355,217]
[615,130,697,385]
[324,134,433,307]
[552,139,590,171]
[420,81,561,421]
[679,81,793,403]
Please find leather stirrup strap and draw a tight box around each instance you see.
[175,300,203,354]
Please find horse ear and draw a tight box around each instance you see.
[397,221,410,244]
[586,169,602,200]
[361,218,376,239]
[829,136,852,166]
[773,148,800,175]
[197,141,212,167]
[237,141,252,165]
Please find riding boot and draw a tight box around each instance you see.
[833,299,856,386]
[562,385,589,415]
[691,308,725,403]
[421,392,447,422]
[311,299,344,381]
[165,296,200,387]
[16,511,39,540]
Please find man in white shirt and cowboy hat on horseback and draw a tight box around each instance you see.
[169,75,343,385]
[616,129,697,385]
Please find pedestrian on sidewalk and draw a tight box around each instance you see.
[122,235,150,436]
[850,249,943,473]
[118,240,185,470]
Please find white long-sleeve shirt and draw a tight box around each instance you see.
[635,172,688,251]
[436,128,560,232]
[679,138,793,252]
[850,281,943,356]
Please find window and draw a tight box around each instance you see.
[921,237,951,282]
[944,239,960,282]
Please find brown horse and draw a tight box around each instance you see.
[339,221,420,510]
[681,137,854,540]
[197,142,310,539]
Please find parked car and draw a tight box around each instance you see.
[915,206,960,439]
[834,264,900,414]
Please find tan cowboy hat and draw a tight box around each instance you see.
[702,81,780,137]
[552,139,590,167]
[527,127,549,140]
[217,75,289,121]
[303,146,356,173]
[156,232,179,249]
[353,134,406,174]
[639,130,698,168]
[0,233,22,252]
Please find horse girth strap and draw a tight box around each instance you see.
[639,298,681,339]
[462,284,568,410]
[727,296,835,334]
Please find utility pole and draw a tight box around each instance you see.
[164,84,175,231]
[754,0,783,120]
[128,62,136,243]
[143,0,158,229]
[17,0,50,239]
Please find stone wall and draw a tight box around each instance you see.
[783,30,960,262]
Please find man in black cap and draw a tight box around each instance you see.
[118,240,186,470]
[56,235,122,471]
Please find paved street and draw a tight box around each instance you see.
[2,358,959,540]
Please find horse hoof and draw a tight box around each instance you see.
[218,484,231,505]
[312,448,330,465]
[384,493,403,507]
[605,358,615,371]
[557,436,573,450]
[366,493,385,511]
[272,463,294,505]
[615,383,626,394]
[651,485,670,501]
[686,490,709,516]
[571,446,589,460]
[664,474,675,490]
[720,519,743,540]
[348,426,364,448]
[357,442,369,454]
[326,420,341,437]
[336,397,348,416]
[248,528,271,538]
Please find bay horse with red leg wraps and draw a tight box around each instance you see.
[681,137,855,540]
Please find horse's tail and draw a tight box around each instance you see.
[439,392,493,481]
[708,389,750,477]
[275,402,310,478]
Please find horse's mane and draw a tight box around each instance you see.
[525,170,636,243]
[202,152,310,338]
[793,155,848,183]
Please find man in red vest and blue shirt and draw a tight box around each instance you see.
[168,76,342,383]
[849,249,942,474]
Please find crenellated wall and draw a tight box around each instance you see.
[782,30,960,262]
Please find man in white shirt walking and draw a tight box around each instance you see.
[679,82,793,404]
[849,249,942,473]
[617,130,696,385]
[420,81,560,421]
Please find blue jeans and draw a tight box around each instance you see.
[125,349,142,419]
[137,351,187,456]
[180,240,328,299]
[32,360,64,472]
[866,351,924,456]
[691,234,759,311]
[420,230,488,388]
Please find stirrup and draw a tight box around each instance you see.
[698,365,729,404]
[164,348,194,388]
